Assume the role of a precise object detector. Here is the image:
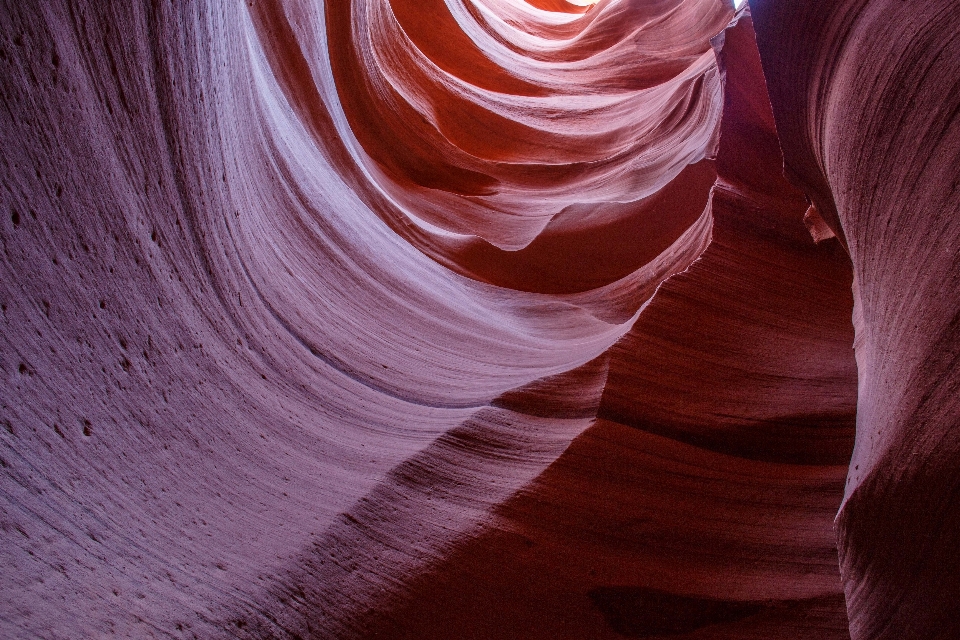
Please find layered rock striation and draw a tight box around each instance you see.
[752,2,960,638]
[0,0,953,638]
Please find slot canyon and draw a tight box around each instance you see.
[1,0,958,638]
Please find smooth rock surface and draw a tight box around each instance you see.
[1,0,952,638]
[752,2,960,638]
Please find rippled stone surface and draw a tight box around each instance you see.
[753,2,960,638]
[0,0,952,638]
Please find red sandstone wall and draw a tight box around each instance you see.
[752,2,960,638]
[1,0,949,637]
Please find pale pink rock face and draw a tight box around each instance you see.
[0,0,954,638]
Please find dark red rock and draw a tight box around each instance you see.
[752,1,960,638]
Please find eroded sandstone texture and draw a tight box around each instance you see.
[752,2,960,639]
[0,0,953,638]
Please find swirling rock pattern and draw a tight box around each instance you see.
[0,0,951,638]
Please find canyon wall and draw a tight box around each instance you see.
[0,0,954,638]
[752,2,960,638]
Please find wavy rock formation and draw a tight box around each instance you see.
[0,0,952,638]
[752,2,960,638]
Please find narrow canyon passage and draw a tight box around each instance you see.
[1,1,957,639]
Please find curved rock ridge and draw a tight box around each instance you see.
[752,2,960,638]
[253,0,731,294]
[345,16,857,639]
[0,0,887,638]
